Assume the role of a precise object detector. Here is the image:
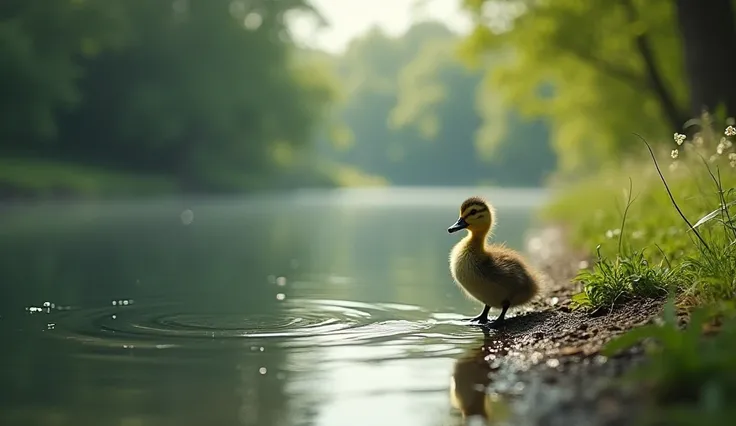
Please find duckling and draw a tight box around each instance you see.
[447,196,541,327]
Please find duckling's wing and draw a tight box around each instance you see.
[480,250,530,288]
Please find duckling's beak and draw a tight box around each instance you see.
[448,217,469,233]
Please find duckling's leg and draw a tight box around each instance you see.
[468,305,490,323]
[487,301,511,328]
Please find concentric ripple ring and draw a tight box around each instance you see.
[45,298,437,350]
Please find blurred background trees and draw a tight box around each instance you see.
[461,0,736,176]
[0,0,733,197]
[0,0,337,195]
[313,21,554,187]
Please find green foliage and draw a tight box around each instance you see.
[0,0,339,194]
[544,160,696,260]
[460,0,687,175]
[0,0,127,140]
[602,299,736,424]
[313,21,556,187]
[0,158,176,198]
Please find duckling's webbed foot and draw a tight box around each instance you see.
[467,305,490,323]
[486,300,511,329]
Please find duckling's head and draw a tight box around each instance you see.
[448,196,494,234]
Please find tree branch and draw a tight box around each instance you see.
[620,0,686,130]
[564,47,651,92]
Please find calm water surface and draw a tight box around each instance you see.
[0,187,548,426]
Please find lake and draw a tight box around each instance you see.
[0,187,549,426]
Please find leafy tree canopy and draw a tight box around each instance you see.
[460,0,688,175]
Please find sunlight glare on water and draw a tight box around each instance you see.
[0,187,546,426]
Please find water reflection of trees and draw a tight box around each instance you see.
[0,202,300,309]
[0,200,304,426]
[0,342,308,426]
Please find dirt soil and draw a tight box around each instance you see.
[462,226,666,426]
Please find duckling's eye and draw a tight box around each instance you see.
[469,209,478,216]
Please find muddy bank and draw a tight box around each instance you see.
[451,226,664,425]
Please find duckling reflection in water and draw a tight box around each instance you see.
[450,338,503,423]
[448,196,541,328]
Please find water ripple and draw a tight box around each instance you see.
[39,298,471,352]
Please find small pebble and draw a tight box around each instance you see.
[559,346,583,356]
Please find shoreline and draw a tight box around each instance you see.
[461,225,667,424]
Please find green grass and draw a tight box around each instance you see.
[572,246,678,310]
[544,116,736,424]
[0,158,178,199]
[543,120,736,309]
[602,299,736,425]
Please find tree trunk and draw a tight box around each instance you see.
[676,0,736,119]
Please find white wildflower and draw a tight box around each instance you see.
[726,125,736,136]
[671,149,679,159]
[729,153,736,161]
[717,139,728,154]
[674,133,686,145]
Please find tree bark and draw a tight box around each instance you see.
[675,0,736,119]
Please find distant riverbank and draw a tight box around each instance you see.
[0,158,553,205]
[0,158,180,203]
